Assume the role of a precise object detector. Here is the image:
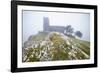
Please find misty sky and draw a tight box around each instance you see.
[22,10,90,43]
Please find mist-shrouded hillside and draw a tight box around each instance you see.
[22,32,90,62]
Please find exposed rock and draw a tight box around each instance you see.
[23,32,90,62]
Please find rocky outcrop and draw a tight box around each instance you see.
[23,32,90,62]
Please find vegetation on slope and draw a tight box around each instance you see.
[23,32,90,62]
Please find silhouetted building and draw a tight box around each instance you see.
[43,17,66,33]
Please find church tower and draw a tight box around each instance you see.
[43,17,49,32]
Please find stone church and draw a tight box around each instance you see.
[43,17,66,34]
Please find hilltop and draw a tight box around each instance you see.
[23,32,90,62]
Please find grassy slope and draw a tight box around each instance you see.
[72,38,90,55]
[75,38,90,59]
[28,32,48,41]
[23,32,90,62]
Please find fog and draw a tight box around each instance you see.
[22,10,90,44]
